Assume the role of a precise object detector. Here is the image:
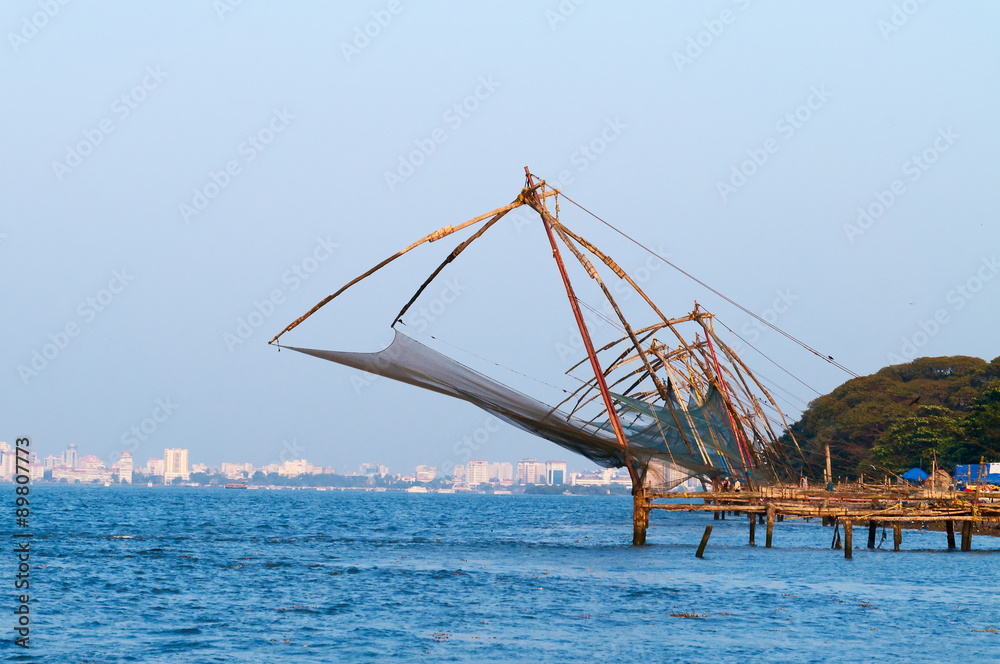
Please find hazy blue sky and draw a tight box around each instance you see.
[4,1,999,474]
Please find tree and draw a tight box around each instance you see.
[961,387,1000,460]
[782,356,999,480]
[869,406,963,473]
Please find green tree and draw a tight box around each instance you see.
[782,356,999,480]
[869,406,963,473]
[960,387,1000,461]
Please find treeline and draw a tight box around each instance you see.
[781,355,1000,479]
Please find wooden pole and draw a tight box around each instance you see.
[523,169,643,545]
[696,525,713,558]
[825,444,832,485]
[633,493,649,546]
[868,520,877,549]
[892,523,902,552]
[961,520,973,551]
[946,520,956,550]
[844,519,853,559]
[765,505,775,548]
[749,513,756,546]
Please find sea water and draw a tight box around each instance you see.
[4,486,999,663]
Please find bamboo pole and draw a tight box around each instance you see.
[946,520,956,550]
[844,519,853,559]
[749,513,756,546]
[269,198,530,344]
[893,523,902,551]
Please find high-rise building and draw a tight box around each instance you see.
[163,448,190,483]
[489,462,513,482]
[43,455,59,470]
[118,451,133,484]
[0,442,13,480]
[415,465,437,482]
[359,462,388,477]
[62,444,78,469]
[546,460,567,485]
[466,460,489,487]
[146,457,165,477]
[517,458,545,484]
[453,464,465,482]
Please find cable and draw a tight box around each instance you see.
[559,193,860,379]
[714,319,822,396]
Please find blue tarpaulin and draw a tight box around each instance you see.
[901,468,929,485]
[954,465,1000,485]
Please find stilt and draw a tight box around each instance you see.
[946,520,956,550]
[868,520,877,549]
[844,519,853,559]
[759,514,765,525]
[696,525,713,558]
[892,523,902,551]
[824,444,832,485]
[765,505,775,548]
[632,490,649,546]
[749,513,756,546]
[961,520,973,551]
[714,507,720,520]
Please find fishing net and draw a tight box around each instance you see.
[289,331,752,490]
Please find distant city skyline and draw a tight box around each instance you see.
[0,440,649,488]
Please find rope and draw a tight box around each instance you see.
[412,330,572,396]
[714,319,822,397]
[559,193,860,379]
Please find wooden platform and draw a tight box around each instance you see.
[633,485,1000,554]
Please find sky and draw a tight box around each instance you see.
[3,1,999,475]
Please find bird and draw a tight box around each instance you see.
[908,395,921,407]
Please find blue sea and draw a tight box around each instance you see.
[4,487,1000,663]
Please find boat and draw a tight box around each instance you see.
[406,485,428,493]
[269,169,848,543]
[225,482,248,489]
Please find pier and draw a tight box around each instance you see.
[635,485,1000,554]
